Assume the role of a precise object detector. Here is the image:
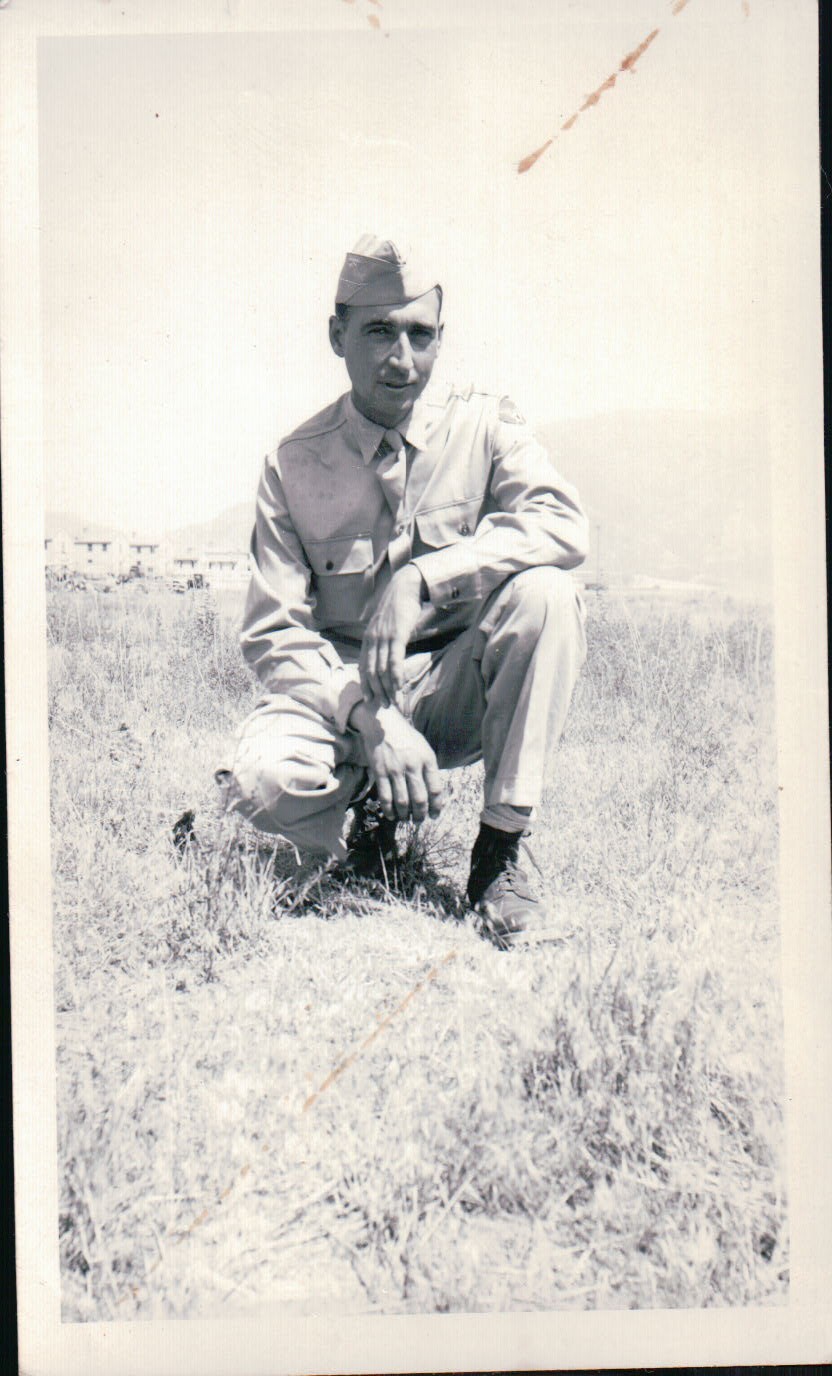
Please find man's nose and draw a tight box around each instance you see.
[388,331,414,371]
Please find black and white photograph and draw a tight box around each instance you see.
[4,0,830,1371]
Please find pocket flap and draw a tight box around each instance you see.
[414,495,484,547]
[305,534,374,576]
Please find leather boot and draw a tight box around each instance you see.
[340,788,400,881]
[467,823,542,947]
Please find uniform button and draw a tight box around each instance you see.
[325,559,334,570]
[451,587,459,599]
[460,522,470,536]
[395,524,405,535]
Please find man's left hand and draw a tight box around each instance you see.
[359,564,426,705]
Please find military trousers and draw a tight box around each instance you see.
[217,566,586,858]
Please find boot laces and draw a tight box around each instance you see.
[492,839,540,900]
[470,830,541,905]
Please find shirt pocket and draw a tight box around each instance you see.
[413,494,485,550]
[304,533,375,625]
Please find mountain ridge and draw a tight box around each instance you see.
[48,409,772,595]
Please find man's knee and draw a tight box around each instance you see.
[496,565,581,637]
[218,734,335,831]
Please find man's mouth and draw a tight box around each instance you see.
[381,379,414,390]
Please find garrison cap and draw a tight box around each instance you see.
[335,234,441,308]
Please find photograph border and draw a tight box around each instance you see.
[3,2,830,1372]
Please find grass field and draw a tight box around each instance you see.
[49,581,787,1321]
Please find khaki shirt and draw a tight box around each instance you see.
[241,382,588,730]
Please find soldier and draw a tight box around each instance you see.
[218,235,588,945]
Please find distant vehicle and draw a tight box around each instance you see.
[187,573,207,590]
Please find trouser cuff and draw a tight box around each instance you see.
[480,803,535,835]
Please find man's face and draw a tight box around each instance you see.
[329,290,443,428]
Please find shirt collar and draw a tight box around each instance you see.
[344,390,432,465]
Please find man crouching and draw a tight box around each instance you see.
[218,234,588,947]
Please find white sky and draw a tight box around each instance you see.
[38,0,774,535]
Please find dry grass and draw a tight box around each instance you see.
[49,582,787,1320]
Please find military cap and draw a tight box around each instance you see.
[335,234,441,308]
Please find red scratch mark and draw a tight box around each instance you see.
[181,1207,210,1237]
[742,0,750,13]
[115,954,456,1310]
[302,951,458,1113]
[368,0,382,6]
[367,12,380,27]
[160,1161,255,1254]
[620,27,660,73]
[579,72,617,111]
[517,138,554,174]
[517,19,669,173]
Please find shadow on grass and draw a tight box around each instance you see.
[328,829,469,926]
[280,827,469,930]
[171,806,468,939]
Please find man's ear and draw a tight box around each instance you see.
[329,314,346,358]
[437,321,444,352]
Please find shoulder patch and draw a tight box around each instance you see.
[498,395,526,425]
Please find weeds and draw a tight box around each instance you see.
[50,584,786,1318]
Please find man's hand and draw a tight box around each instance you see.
[348,699,444,823]
[359,564,426,705]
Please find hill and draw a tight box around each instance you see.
[537,409,771,597]
[170,410,771,594]
[45,511,126,543]
[49,410,772,596]
[164,501,253,553]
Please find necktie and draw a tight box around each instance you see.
[374,430,407,515]
[374,430,412,573]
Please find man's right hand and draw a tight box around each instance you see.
[347,699,444,823]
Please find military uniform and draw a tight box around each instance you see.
[218,379,589,857]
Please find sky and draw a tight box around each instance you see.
[37,0,776,536]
